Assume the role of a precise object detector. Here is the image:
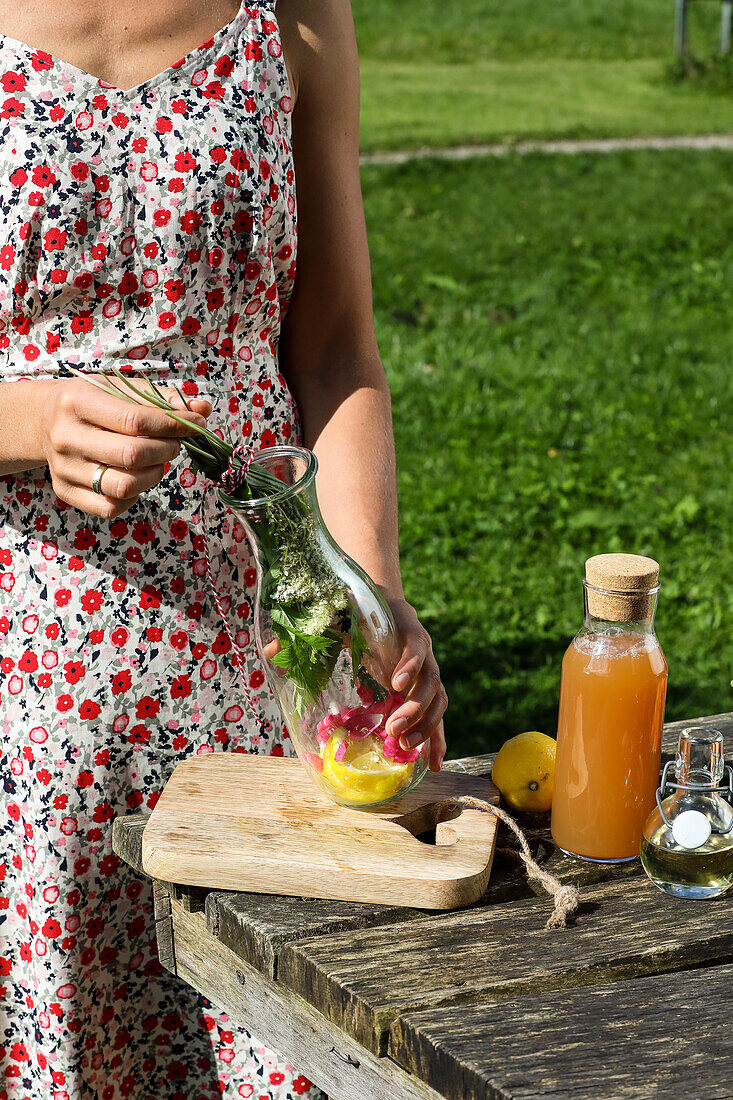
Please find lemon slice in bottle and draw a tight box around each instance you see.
[321,731,411,806]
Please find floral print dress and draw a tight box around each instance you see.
[0,4,325,1097]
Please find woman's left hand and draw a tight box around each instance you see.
[383,596,447,772]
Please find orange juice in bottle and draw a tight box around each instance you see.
[551,554,667,862]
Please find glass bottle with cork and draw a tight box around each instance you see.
[551,553,668,862]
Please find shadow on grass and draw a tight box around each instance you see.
[434,627,568,758]
[665,53,733,94]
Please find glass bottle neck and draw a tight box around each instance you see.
[232,478,322,556]
[582,582,659,635]
[218,445,323,559]
[675,727,725,788]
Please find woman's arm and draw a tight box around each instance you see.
[0,381,54,474]
[278,0,447,768]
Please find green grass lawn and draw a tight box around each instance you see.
[353,0,732,149]
[362,149,733,757]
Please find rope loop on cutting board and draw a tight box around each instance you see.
[435,794,580,928]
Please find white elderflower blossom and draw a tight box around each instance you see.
[302,590,349,636]
[272,520,347,633]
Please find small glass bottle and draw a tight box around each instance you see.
[641,728,733,899]
[551,554,668,862]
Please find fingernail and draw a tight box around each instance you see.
[399,733,420,750]
[390,718,407,737]
[392,672,409,691]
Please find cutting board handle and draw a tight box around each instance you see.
[435,807,491,848]
[394,795,496,859]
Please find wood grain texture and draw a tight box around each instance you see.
[152,881,176,975]
[142,755,499,909]
[170,883,208,913]
[390,964,733,1100]
[111,810,150,875]
[277,874,733,1054]
[205,891,414,979]
[171,900,450,1100]
[203,842,548,979]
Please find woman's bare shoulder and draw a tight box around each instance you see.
[276,0,358,107]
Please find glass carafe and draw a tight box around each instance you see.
[551,554,668,862]
[219,446,429,809]
[641,728,733,898]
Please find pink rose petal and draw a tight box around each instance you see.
[356,683,374,705]
[384,693,405,714]
[341,707,362,722]
[334,740,347,763]
[317,713,342,739]
[383,736,399,760]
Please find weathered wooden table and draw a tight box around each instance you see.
[113,711,733,1100]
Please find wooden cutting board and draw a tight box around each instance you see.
[142,755,499,910]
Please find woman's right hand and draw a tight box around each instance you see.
[40,378,211,518]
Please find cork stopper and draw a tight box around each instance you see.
[584,553,660,622]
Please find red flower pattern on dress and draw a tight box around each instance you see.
[0,3,318,1098]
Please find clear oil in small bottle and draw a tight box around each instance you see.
[641,727,733,899]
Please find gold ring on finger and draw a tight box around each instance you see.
[91,463,109,495]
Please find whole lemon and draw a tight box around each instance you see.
[492,731,556,813]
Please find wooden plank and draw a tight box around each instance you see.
[111,810,207,917]
[444,755,493,776]
[170,883,208,913]
[171,900,449,1100]
[390,964,733,1100]
[152,881,176,976]
[277,875,733,1054]
[111,810,151,874]
[206,892,414,979]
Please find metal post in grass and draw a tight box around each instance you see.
[674,0,690,57]
[722,0,732,53]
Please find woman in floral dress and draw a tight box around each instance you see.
[0,1,447,1097]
